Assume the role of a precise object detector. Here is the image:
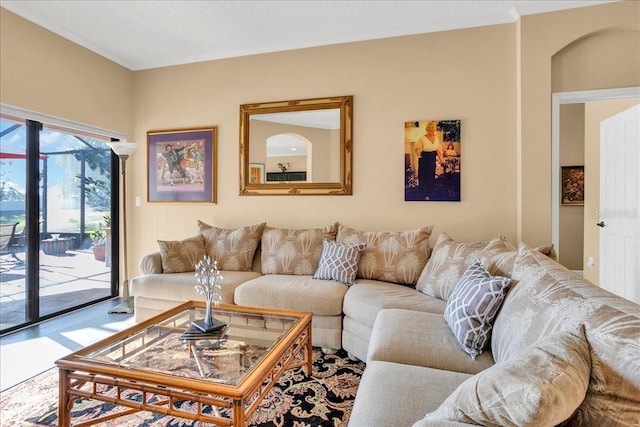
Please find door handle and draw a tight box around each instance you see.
[597,221,605,228]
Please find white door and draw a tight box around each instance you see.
[600,104,640,303]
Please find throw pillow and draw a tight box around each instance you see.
[491,242,591,364]
[157,234,206,273]
[416,232,488,300]
[534,243,558,261]
[336,224,433,285]
[197,221,265,271]
[444,259,512,359]
[493,243,640,426]
[423,325,591,427]
[477,235,518,277]
[313,239,366,285]
[478,236,559,278]
[261,223,338,275]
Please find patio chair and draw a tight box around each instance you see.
[0,222,22,268]
[11,224,28,259]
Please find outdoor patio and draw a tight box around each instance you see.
[0,247,111,331]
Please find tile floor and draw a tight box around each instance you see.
[0,299,134,391]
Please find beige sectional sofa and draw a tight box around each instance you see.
[130,221,640,426]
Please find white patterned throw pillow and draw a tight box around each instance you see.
[197,220,265,271]
[444,259,512,359]
[423,326,591,426]
[336,224,433,285]
[313,239,366,286]
[416,232,488,300]
[261,223,338,275]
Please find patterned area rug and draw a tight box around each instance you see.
[0,348,365,426]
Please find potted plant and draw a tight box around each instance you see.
[103,214,112,267]
[89,222,106,261]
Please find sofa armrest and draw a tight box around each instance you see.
[139,252,163,274]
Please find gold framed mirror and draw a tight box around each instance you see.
[239,95,353,195]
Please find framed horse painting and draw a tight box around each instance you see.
[147,127,217,203]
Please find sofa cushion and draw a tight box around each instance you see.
[444,259,511,360]
[349,361,472,427]
[234,274,347,316]
[341,317,375,362]
[313,239,366,285]
[197,221,265,271]
[157,234,206,273]
[493,243,640,426]
[343,281,447,328]
[130,269,262,305]
[423,326,591,427]
[260,223,338,275]
[368,309,494,374]
[416,232,488,300]
[336,223,433,285]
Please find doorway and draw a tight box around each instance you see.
[552,87,640,300]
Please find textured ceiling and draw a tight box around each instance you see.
[2,0,614,71]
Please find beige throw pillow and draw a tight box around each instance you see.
[534,243,558,261]
[494,243,640,426]
[477,235,518,277]
[261,223,338,275]
[478,236,559,278]
[157,234,206,273]
[423,325,591,427]
[197,221,265,271]
[336,224,433,285]
[416,232,488,299]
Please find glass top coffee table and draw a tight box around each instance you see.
[56,301,312,426]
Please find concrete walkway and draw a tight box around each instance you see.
[0,248,111,330]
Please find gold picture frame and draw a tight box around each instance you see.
[239,95,353,196]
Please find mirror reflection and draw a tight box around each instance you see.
[240,96,353,195]
[252,109,340,183]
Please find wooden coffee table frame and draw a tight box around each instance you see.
[56,302,312,426]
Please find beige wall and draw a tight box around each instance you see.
[583,98,640,285]
[1,3,638,282]
[518,1,639,246]
[128,23,519,271]
[559,104,585,271]
[0,10,133,135]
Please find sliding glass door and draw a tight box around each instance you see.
[0,116,118,334]
[0,119,28,330]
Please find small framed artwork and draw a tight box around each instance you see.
[147,127,217,203]
[561,165,584,205]
[249,163,265,184]
[404,120,461,201]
